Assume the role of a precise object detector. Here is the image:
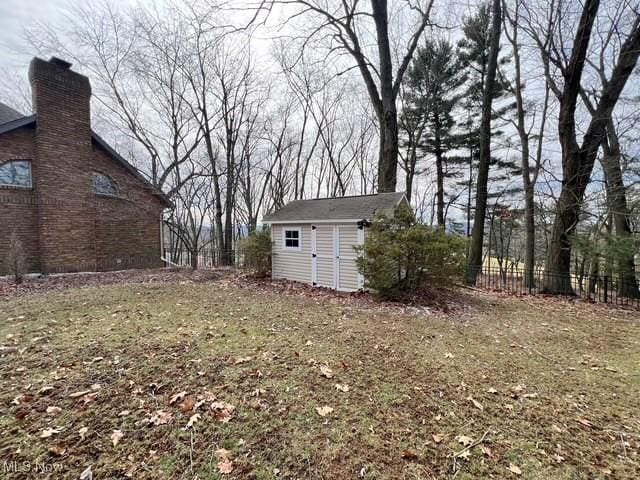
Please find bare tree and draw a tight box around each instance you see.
[466,0,502,284]
[502,0,550,287]
[253,0,435,192]
[525,0,640,293]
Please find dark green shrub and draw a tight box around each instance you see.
[240,228,272,276]
[355,205,466,299]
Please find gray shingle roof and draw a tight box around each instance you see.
[263,192,407,223]
[0,102,26,125]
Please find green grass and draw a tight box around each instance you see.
[0,276,639,479]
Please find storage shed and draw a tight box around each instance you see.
[263,192,408,292]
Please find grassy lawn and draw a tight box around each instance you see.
[1,274,639,479]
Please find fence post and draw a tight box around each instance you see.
[603,276,609,304]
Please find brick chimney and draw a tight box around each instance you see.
[29,57,96,273]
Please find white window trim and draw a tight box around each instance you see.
[282,227,302,251]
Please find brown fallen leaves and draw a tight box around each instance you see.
[401,450,418,460]
[467,395,484,411]
[216,448,234,474]
[319,365,334,378]
[507,463,522,475]
[111,429,123,447]
[169,391,187,405]
[40,427,61,438]
[315,406,334,417]
[211,401,236,423]
[456,435,474,447]
[148,410,173,426]
[185,413,201,428]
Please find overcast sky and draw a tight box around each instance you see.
[0,0,71,74]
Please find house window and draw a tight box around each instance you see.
[93,173,118,196]
[283,228,301,250]
[0,160,32,188]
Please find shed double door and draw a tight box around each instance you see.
[311,224,362,291]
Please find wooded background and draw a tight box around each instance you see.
[4,0,639,296]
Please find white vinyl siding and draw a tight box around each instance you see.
[271,221,364,292]
[315,225,334,288]
[336,224,360,292]
[272,224,312,284]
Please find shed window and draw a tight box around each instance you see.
[0,160,32,188]
[283,228,301,250]
[93,173,118,196]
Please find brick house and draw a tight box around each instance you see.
[0,57,171,275]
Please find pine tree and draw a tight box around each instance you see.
[454,2,518,242]
[403,39,467,227]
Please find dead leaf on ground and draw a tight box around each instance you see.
[79,466,92,480]
[69,390,91,398]
[334,384,349,392]
[432,433,444,444]
[40,427,61,438]
[233,356,252,365]
[507,463,522,475]
[467,395,484,411]
[169,391,187,405]
[401,450,418,460]
[456,435,474,447]
[185,413,200,428]
[577,418,594,428]
[211,401,235,422]
[148,410,173,426]
[181,397,195,413]
[316,406,334,417]
[458,450,471,460]
[487,387,498,394]
[111,429,123,447]
[481,445,493,457]
[320,365,334,378]
[48,444,66,456]
[46,406,62,416]
[215,448,233,474]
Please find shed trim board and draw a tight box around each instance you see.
[357,224,365,289]
[265,218,364,225]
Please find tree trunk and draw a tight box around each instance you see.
[543,6,640,293]
[434,116,445,227]
[601,121,640,298]
[466,0,501,284]
[377,96,399,193]
[372,0,398,193]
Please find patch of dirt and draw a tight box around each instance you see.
[223,273,487,316]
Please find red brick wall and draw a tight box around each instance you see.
[30,57,97,273]
[0,57,165,276]
[0,127,40,273]
[91,145,164,271]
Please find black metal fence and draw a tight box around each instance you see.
[473,265,640,308]
[163,248,246,269]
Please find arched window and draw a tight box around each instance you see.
[93,173,118,196]
[0,160,32,188]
